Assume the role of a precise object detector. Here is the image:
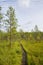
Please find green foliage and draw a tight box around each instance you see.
[0,6,3,20]
[0,41,22,65]
[0,32,43,65]
[6,6,17,32]
[21,40,43,65]
[0,6,3,31]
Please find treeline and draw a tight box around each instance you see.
[0,31,43,42]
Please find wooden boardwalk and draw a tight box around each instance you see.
[20,44,28,65]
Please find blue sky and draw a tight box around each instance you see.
[0,0,43,32]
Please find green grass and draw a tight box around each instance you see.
[21,40,43,65]
[0,40,43,65]
[0,41,22,65]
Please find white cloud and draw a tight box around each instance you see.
[18,0,30,8]
[0,0,6,2]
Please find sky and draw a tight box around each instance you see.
[0,0,43,32]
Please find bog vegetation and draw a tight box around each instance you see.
[0,6,43,65]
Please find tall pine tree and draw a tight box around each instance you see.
[6,7,17,47]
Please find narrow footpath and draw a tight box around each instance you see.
[20,43,28,65]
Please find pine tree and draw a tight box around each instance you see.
[6,7,17,47]
[0,6,3,31]
[0,6,3,41]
